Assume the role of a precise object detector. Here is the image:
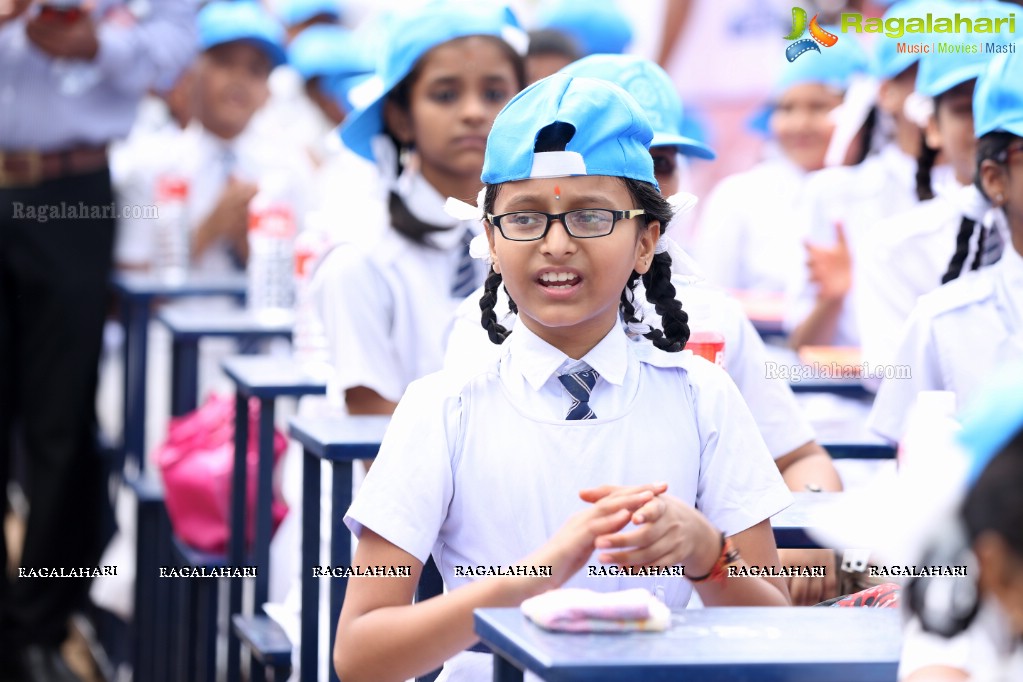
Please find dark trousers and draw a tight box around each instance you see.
[0,168,115,647]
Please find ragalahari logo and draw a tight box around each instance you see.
[784,7,839,62]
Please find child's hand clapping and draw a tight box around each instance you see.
[580,483,721,577]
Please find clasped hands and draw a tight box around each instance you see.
[524,483,722,590]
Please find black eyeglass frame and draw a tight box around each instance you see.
[486,209,646,241]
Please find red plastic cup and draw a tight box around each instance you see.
[687,330,725,367]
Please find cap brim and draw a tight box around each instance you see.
[650,132,715,160]
[206,37,287,69]
[338,76,388,161]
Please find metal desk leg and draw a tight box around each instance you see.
[227,391,249,682]
[327,462,354,682]
[300,448,321,682]
[250,396,276,682]
[122,296,151,468]
[170,338,200,417]
[493,656,524,682]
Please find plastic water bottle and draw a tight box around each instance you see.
[247,176,297,320]
[685,298,726,367]
[153,175,190,284]
[292,216,333,377]
[40,0,103,96]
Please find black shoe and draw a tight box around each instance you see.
[17,646,82,682]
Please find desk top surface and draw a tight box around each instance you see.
[157,307,294,337]
[112,271,247,298]
[222,356,327,397]
[475,607,901,681]
[288,414,391,461]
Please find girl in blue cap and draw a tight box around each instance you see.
[856,11,1014,386]
[693,31,868,296]
[315,2,526,416]
[337,73,792,681]
[869,49,1023,445]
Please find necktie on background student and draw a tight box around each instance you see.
[451,227,477,299]
[558,369,599,420]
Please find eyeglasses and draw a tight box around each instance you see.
[487,209,646,241]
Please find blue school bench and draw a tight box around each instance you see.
[474,606,902,681]
[111,271,246,469]
[286,414,445,682]
[220,355,327,682]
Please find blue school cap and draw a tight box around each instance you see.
[871,0,950,80]
[197,1,287,68]
[534,0,632,56]
[287,25,372,82]
[959,363,1023,486]
[915,3,1015,98]
[749,31,868,135]
[276,0,342,27]
[339,2,526,162]
[974,48,1023,138]
[481,73,656,188]
[559,54,715,159]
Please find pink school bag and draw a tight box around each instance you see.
[157,393,288,554]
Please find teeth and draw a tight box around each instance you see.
[540,272,578,283]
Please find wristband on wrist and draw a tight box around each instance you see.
[687,532,741,584]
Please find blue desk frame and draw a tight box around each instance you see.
[222,356,326,682]
[475,607,901,682]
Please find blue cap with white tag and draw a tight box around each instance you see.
[559,54,715,159]
[973,48,1023,138]
[339,2,527,161]
[482,73,656,188]
[915,3,1015,98]
[197,1,287,68]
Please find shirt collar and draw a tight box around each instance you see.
[507,321,629,391]
[394,167,477,248]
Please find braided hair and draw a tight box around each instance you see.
[479,178,691,352]
[941,131,1018,284]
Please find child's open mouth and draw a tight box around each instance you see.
[537,271,582,289]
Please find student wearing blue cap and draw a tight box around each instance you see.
[313,2,526,417]
[693,32,868,296]
[869,48,1023,446]
[336,73,792,681]
[783,0,955,354]
[857,6,1015,385]
[115,0,311,273]
[898,364,1023,681]
[442,54,844,605]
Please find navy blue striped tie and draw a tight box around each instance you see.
[451,228,477,299]
[558,369,599,420]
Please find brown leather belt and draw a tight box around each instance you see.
[0,145,109,188]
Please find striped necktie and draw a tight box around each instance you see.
[451,227,477,299]
[558,369,599,420]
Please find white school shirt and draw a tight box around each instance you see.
[114,120,313,273]
[784,144,921,346]
[693,156,808,294]
[868,242,1023,443]
[444,280,816,461]
[345,321,792,682]
[315,169,486,405]
[858,185,1008,385]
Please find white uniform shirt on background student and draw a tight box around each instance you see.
[114,120,313,273]
[784,143,923,346]
[869,242,1023,443]
[347,321,793,682]
[445,280,816,463]
[315,167,486,407]
[693,154,807,294]
[856,185,985,384]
